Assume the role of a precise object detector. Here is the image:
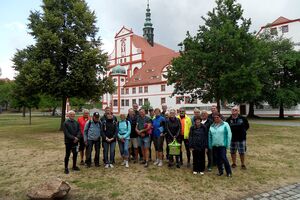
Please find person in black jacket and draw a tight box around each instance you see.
[127,108,138,163]
[101,112,118,168]
[226,106,250,170]
[201,110,213,171]
[165,109,181,168]
[189,117,207,175]
[63,110,81,174]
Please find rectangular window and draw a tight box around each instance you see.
[121,88,124,95]
[121,99,125,106]
[185,96,197,104]
[132,88,136,94]
[125,88,129,94]
[161,98,166,105]
[125,99,129,106]
[282,25,289,33]
[132,99,136,105]
[270,27,277,35]
[139,87,143,93]
[161,85,166,92]
[138,98,143,106]
[113,99,118,107]
[144,98,149,104]
[144,86,148,93]
[176,96,184,104]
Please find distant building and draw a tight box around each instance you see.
[258,16,300,51]
[102,2,211,114]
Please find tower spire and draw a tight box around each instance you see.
[143,0,154,46]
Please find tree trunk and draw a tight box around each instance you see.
[279,102,284,119]
[29,107,32,125]
[247,102,255,118]
[52,107,57,116]
[216,98,221,113]
[60,97,67,131]
[22,107,26,117]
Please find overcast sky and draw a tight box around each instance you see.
[0,0,299,79]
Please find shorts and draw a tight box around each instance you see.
[130,138,138,148]
[138,136,150,148]
[153,136,164,152]
[79,137,85,151]
[230,140,246,154]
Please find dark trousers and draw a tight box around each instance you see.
[207,149,213,168]
[213,146,232,175]
[86,140,100,166]
[64,143,78,169]
[192,149,205,172]
[179,137,191,163]
[103,141,116,164]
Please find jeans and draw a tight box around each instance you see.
[64,143,78,169]
[86,139,100,166]
[213,146,232,175]
[118,139,130,158]
[103,141,116,164]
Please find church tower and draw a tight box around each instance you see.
[143,0,154,46]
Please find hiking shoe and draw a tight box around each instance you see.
[80,160,84,165]
[153,159,159,165]
[144,162,148,168]
[121,161,126,166]
[231,163,237,168]
[217,172,224,176]
[72,166,80,171]
[199,172,204,175]
[64,168,69,174]
[125,161,129,168]
[241,165,247,170]
[193,171,198,175]
[207,168,212,172]
[109,164,114,168]
[158,161,163,167]
[105,164,109,169]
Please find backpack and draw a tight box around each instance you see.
[86,120,101,135]
[102,119,117,132]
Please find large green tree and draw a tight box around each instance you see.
[13,0,114,129]
[0,80,14,111]
[167,0,257,112]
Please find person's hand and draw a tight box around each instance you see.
[74,137,78,143]
[205,148,208,153]
[173,136,176,140]
[190,148,194,151]
[121,138,125,143]
[136,130,140,135]
[160,133,164,137]
[106,137,109,141]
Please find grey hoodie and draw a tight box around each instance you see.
[83,120,101,142]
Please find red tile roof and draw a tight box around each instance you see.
[125,52,179,87]
[271,16,291,26]
[258,16,300,34]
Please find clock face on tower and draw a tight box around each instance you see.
[121,38,126,57]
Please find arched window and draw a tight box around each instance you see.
[133,67,139,75]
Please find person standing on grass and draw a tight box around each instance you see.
[161,104,169,160]
[132,103,143,161]
[226,106,250,170]
[148,107,155,162]
[136,109,152,167]
[152,108,166,167]
[77,109,91,165]
[118,113,131,168]
[208,112,232,177]
[84,112,101,168]
[101,112,118,169]
[165,109,181,168]
[177,108,192,167]
[63,110,81,174]
[201,110,213,171]
[127,108,138,163]
[189,117,207,175]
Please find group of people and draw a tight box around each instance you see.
[63,104,249,178]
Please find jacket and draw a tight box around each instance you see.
[83,120,101,142]
[226,115,249,142]
[208,121,232,150]
[63,119,81,144]
[165,117,181,139]
[101,118,118,142]
[127,115,138,138]
[152,115,165,137]
[118,120,131,140]
[177,114,192,139]
[189,124,208,151]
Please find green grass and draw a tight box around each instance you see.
[0,114,299,200]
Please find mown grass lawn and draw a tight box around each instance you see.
[0,114,299,200]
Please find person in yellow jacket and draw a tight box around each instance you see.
[177,108,192,167]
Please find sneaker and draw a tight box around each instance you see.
[64,168,69,174]
[80,160,84,165]
[193,171,198,175]
[227,173,232,178]
[207,168,212,172]
[72,166,80,171]
[109,164,114,168]
[199,172,204,175]
[217,172,224,176]
[153,159,159,165]
[144,162,148,168]
[241,165,247,170]
[105,164,109,169]
[125,161,129,168]
[121,161,126,166]
[158,161,163,167]
[231,163,237,168]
